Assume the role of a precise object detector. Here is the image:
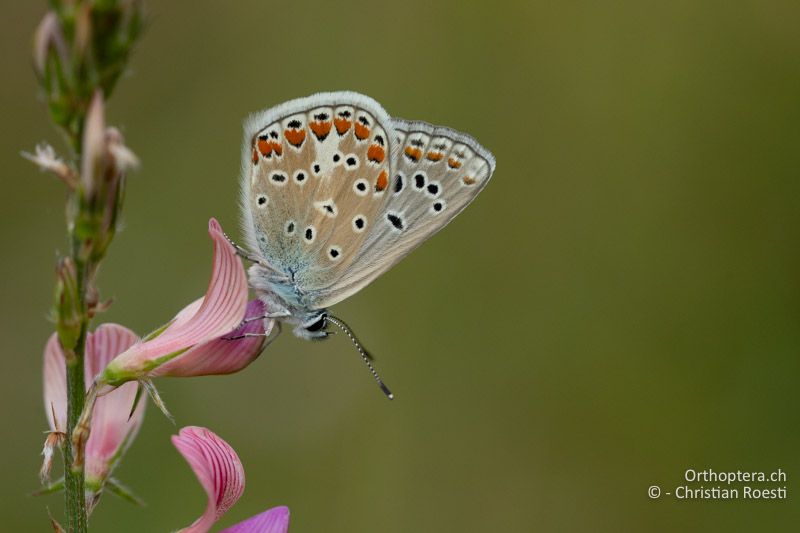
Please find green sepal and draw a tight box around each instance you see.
[31,477,65,497]
[54,257,82,352]
[105,477,145,507]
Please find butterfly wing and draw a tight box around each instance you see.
[241,92,396,308]
[303,117,496,309]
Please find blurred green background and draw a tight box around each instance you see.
[2,1,799,531]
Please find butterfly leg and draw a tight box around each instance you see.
[262,322,282,348]
[223,320,282,342]
[233,309,290,331]
[241,312,290,323]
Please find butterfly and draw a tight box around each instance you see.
[228,91,495,398]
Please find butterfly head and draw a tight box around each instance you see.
[294,310,331,340]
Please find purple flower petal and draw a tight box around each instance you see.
[173,426,246,533]
[219,506,290,533]
[153,299,272,377]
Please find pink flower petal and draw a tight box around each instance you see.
[171,297,205,330]
[152,299,271,377]
[103,219,248,382]
[219,506,290,533]
[173,426,245,533]
[84,324,143,483]
[43,334,67,432]
[81,91,106,196]
[43,324,143,484]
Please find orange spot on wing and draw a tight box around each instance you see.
[462,175,476,185]
[284,128,306,147]
[334,118,351,135]
[257,138,282,158]
[367,144,385,163]
[354,122,370,140]
[251,148,259,164]
[375,170,389,192]
[447,157,462,169]
[309,121,332,141]
[426,151,444,162]
[404,146,422,162]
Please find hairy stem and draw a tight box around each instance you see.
[64,317,88,532]
[34,2,143,529]
[64,250,91,531]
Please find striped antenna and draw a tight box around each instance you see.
[326,315,394,400]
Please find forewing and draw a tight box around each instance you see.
[241,92,395,304]
[305,118,496,308]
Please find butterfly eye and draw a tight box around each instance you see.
[305,314,327,332]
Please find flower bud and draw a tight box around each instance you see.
[73,3,92,64]
[81,90,107,200]
[54,257,81,354]
[75,92,139,262]
[33,11,68,80]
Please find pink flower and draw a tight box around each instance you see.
[100,218,270,385]
[172,426,290,533]
[71,219,272,467]
[43,324,145,496]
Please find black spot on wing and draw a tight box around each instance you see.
[387,213,404,230]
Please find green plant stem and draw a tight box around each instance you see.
[64,258,89,533]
